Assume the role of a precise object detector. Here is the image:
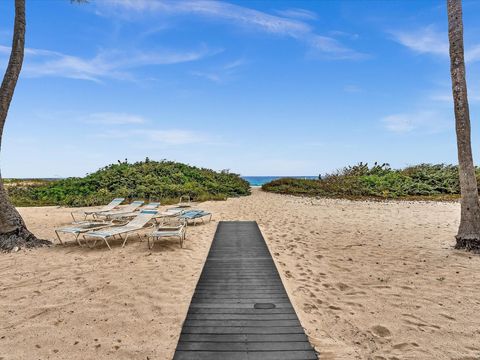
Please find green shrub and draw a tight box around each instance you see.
[5,159,250,207]
[262,163,471,200]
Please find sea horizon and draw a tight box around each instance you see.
[242,176,318,186]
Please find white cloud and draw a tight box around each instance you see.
[390,25,448,56]
[307,35,366,59]
[0,45,11,54]
[0,44,219,82]
[381,110,450,134]
[96,0,366,60]
[343,84,362,93]
[191,71,223,83]
[465,44,480,63]
[390,25,480,62]
[96,128,210,145]
[85,112,146,125]
[147,129,208,144]
[274,8,318,21]
[192,57,248,83]
[382,113,417,133]
[223,58,247,70]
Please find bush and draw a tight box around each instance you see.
[262,163,472,200]
[5,159,250,207]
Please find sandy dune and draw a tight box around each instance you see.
[1,188,479,359]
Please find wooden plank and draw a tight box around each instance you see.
[181,326,306,334]
[187,308,296,315]
[188,302,294,309]
[173,351,247,360]
[190,298,291,304]
[178,333,309,343]
[173,221,318,360]
[177,341,314,351]
[187,313,298,320]
[183,319,302,327]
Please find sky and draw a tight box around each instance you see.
[1,0,480,177]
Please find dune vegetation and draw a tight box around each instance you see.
[4,159,250,207]
[262,163,470,201]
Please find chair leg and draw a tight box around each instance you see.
[122,233,130,248]
[84,235,98,249]
[75,233,83,247]
[55,231,64,246]
[148,236,155,250]
[104,237,112,250]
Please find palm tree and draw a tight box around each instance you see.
[0,0,50,251]
[447,0,480,251]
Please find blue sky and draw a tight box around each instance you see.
[1,0,480,177]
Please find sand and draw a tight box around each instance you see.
[1,188,479,360]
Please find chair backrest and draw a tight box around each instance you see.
[101,198,124,211]
[143,202,161,210]
[122,200,145,212]
[126,210,157,228]
[179,195,191,204]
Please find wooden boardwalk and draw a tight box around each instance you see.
[173,221,318,360]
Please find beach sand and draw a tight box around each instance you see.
[1,188,479,359]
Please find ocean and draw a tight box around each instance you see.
[242,176,318,186]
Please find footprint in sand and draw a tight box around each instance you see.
[392,342,419,350]
[303,303,318,314]
[371,325,392,338]
[336,282,351,291]
[439,313,456,321]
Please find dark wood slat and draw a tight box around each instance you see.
[187,313,298,320]
[173,221,318,360]
[187,308,296,315]
[190,298,291,304]
[179,333,309,343]
[188,303,294,309]
[173,351,247,360]
[247,351,318,360]
[183,319,302,327]
[174,351,318,360]
[193,289,287,294]
[177,341,314,351]
[181,326,306,334]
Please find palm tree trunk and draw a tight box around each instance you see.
[0,0,50,251]
[447,0,480,251]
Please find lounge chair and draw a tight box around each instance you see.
[148,218,187,249]
[109,202,160,220]
[95,200,144,220]
[156,207,184,218]
[180,209,212,226]
[71,198,124,222]
[83,210,157,250]
[55,220,113,246]
[177,195,192,208]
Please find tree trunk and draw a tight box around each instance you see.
[447,0,480,251]
[0,0,50,251]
